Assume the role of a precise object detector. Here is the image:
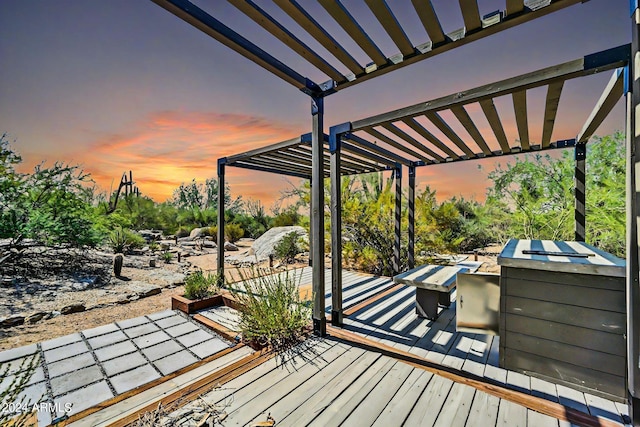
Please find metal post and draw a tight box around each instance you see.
[408,164,416,269]
[217,159,226,284]
[311,96,326,336]
[575,143,587,242]
[628,3,640,422]
[394,165,402,275]
[309,179,313,267]
[330,132,343,326]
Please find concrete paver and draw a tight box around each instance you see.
[190,339,230,359]
[155,314,188,329]
[0,343,38,363]
[165,322,200,337]
[94,340,137,362]
[141,340,183,361]
[147,310,176,321]
[44,341,90,364]
[41,333,83,351]
[48,352,96,378]
[102,351,147,376]
[133,330,171,348]
[110,364,161,395]
[50,365,104,396]
[123,322,159,338]
[87,330,128,349]
[177,330,214,347]
[82,323,119,338]
[54,380,114,418]
[154,351,198,376]
[116,316,148,329]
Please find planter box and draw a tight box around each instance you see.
[171,291,241,314]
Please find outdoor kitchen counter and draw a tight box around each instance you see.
[497,239,626,401]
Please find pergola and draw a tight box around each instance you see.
[151,0,640,421]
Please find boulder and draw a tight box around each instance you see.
[224,242,239,251]
[61,304,85,315]
[248,226,307,260]
[25,312,48,324]
[189,227,206,240]
[0,315,24,328]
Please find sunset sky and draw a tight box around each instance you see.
[0,0,629,208]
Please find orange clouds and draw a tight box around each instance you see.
[81,110,303,202]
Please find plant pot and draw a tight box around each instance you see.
[171,291,242,314]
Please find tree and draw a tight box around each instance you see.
[170,178,241,212]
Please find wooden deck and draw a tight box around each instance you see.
[202,267,631,426]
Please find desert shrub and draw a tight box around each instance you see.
[225,223,244,243]
[271,208,300,227]
[274,231,301,263]
[184,270,220,300]
[231,269,310,349]
[203,226,217,237]
[108,227,144,254]
[148,241,160,252]
[162,251,173,263]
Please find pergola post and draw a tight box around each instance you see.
[393,165,402,275]
[574,143,586,242]
[408,164,416,269]
[216,159,226,283]
[311,95,326,336]
[330,129,343,326]
[309,179,313,267]
[628,3,640,422]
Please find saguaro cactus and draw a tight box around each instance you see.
[113,253,124,277]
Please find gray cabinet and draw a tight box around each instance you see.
[498,239,626,401]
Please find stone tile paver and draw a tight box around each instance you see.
[116,316,149,329]
[133,330,171,348]
[41,333,83,351]
[110,364,161,395]
[147,310,176,321]
[165,322,200,337]
[123,322,159,339]
[177,330,214,348]
[47,352,96,378]
[190,339,230,360]
[141,340,183,362]
[87,330,128,349]
[102,351,147,376]
[0,343,38,363]
[82,323,119,338]
[54,380,113,418]
[154,351,198,376]
[50,365,104,396]
[94,340,137,362]
[44,341,89,364]
[155,314,188,329]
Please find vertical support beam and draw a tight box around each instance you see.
[308,179,313,267]
[628,4,640,422]
[217,159,226,284]
[574,143,586,242]
[330,131,343,326]
[408,164,416,269]
[311,96,326,336]
[394,165,402,275]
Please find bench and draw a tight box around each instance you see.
[393,261,482,320]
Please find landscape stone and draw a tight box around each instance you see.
[189,227,206,239]
[153,350,198,376]
[25,311,48,324]
[248,226,306,259]
[110,363,161,394]
[60,303,85,315]
[224,242,239,251]
[0,315,25,328]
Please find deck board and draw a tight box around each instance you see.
[371,369,433,426]
[433,382,476,427]
[466,391,501,427]
[404,374,455,426]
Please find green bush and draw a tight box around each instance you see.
[108,228,145,254]
[225,223,244,243]
[274,231,301,263]
[203,226,217,237]
[231,269,310,349]
[162,251,173,263]
[184,270,220,300]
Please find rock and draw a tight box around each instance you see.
[127,281,163,298]
[138,229,163,242]
[0,315,24,328]
[25,312,48,324]
[179,241,197,247]
[61,304,85,315]
[149,258,156,267]
[202,240,217,248]
[224,242,239,251]
[248,226,307,259]
[189,227,206,239]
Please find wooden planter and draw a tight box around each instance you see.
[171,291,241,314]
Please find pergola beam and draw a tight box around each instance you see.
[542,82,564,148]
[362,127,434,164]
[365,0,415,57]
[229,160,311,179]
[228,0,345,83]
[577,68,625,143]
[381,123,446,162]
[151,0,315,93]
[512,90,531,150]
[403,118,461,159]
[480,99,511,153]
[506,0,525,17]
[411,0,445,44]
[346,132,414,166]
[458,0,482,33]
[425,112,476,158]
[351,44,629,129]
[451,105,493,155]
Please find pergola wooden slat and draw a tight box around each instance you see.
[459,0,482,33]
[512,90,531,150]
[577,68,626,143]
[411,0,446,45]
[365,0,415,58]
[541,81,564,148]
[480,98,512,153]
